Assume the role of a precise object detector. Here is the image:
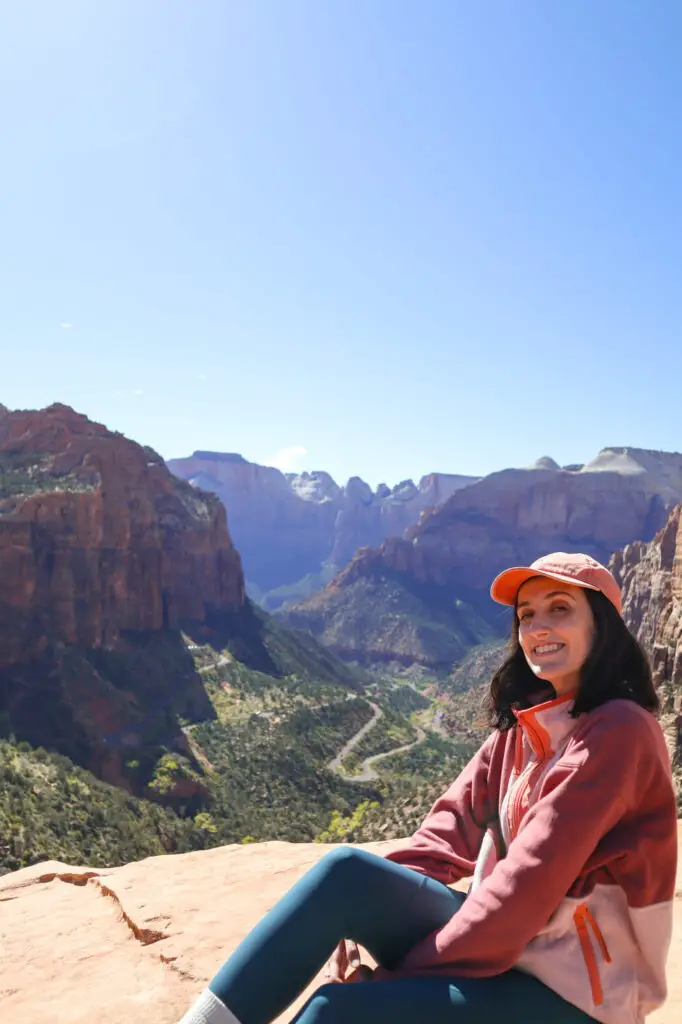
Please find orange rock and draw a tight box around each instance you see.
[0,834,679,1024]
[0,404,244,664]
[613,504,682,791]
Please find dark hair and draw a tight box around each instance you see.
[487,588,659,730]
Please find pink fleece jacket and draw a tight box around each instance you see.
[383,694,678,1024]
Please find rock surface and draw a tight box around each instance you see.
[0,406,244,660]
[612,504,682,793]
[1,833,679,1024]
[166,451,476,598]
[285,449,682,668]
[0,405,245,789]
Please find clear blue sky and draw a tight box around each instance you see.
[2,2,681,487]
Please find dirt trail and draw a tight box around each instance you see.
[340,725,427,782]
[326,702,383,773]
[327,686,433,783]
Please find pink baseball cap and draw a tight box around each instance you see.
[490,552,623,616]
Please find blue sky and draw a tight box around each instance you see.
[2,2,681,487]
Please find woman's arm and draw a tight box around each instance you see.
[397,702,678,975]
[384,732,498,885]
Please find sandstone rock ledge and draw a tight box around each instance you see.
[1,831,680,1024]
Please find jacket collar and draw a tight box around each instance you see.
[513,690,579,760]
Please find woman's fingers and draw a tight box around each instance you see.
[327,940,364,983]
[326,940,348,982]
[346,940,361,970]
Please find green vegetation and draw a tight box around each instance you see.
[0,590,498,876]
[316,734,477,842]
[281,571,496,673]
[351,706,418,762]
[0,453,97,506]
[148,752,204,796]
[315,800,381,842]
[192,695,378,843]
[447,640,507,694]
[0,740,206,875]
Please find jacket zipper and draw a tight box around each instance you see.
[574,903,612,1006]
[507,760,540,840]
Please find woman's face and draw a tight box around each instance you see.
[516,577,596,696]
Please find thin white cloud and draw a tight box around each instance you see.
[196,373,207,380]
[267,445,308,472]
[60,322,73,329]
[132,389,144,396]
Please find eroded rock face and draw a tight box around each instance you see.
[285,450,682,669]
[0,405,245,662]
[166,451,477,595]
[611,505,682,789]
[0,405,245,791]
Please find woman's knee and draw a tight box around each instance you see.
[315,846,376,885]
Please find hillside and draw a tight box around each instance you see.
[0,624,477,873]
[283,448,682,670]
[282,568,496,671]
[0,739,207,875]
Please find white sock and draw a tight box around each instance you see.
[177,988,243,1024]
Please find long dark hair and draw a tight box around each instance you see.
[487,588,659,731]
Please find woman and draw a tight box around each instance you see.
[179,552,678,1024]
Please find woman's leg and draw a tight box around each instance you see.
[291,973,596,1024]
[178,846,464,1024]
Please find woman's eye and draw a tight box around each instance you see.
[552,604,568,613]
[519,611,532,621]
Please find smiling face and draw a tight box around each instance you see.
[516,577,596,696]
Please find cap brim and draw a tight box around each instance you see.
[490,566,600,607]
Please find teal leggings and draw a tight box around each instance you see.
[192,847,595,1023]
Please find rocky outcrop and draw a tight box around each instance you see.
[284,449,682,669]
[1,834,680,1023]
[611,505,682,791]
[0,406,244,658]
[0,404,246,791]
[166,451,476,598]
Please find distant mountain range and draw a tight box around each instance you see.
[166,450,477,605]
[280,447,682,670]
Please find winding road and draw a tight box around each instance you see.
[326,701,384,774]
[326,696,432,783]
[197,654,233,673]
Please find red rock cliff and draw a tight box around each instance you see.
[0,404,245,665]
[611,507,682,789]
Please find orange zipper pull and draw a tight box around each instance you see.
[573,904,610,1006]
[584,906,612,963]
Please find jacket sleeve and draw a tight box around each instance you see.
[397,702,674,975]
[383,732,497,885]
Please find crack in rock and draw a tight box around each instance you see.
[35,870,169,946]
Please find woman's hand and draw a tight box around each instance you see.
[327,940,373,983]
